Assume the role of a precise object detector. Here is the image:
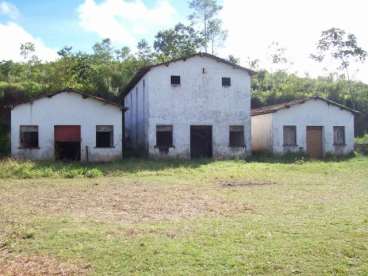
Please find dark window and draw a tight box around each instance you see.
[156,125,173,151]
[229,126,244,147]
[96,125,113,148]
[20,126,38,148]
[222,77,231,87]
[283,126,297,146]
[171,75,181,86]
[334,126,345,145]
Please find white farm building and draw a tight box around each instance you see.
[251,97,358,158]
[122,53,255,159]
[11,90,123,162]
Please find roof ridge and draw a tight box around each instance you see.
[11,89,123,109]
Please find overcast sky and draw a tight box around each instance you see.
[1,0,367,83]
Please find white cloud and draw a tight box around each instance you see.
[0,22,57,61]
[78,0,177,47]
[220,0,368,83]
[0,1,19,19]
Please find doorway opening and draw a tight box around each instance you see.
[54,125,81,161]
[306,126,323,159]
[190,125,213,159]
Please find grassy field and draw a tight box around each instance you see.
[0,156,367,275]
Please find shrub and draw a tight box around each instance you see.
[0,124,10,157]
[85,168,103,178]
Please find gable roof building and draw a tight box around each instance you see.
[123,53,253,159]
[251,97,357,158]
[11,89,123,162]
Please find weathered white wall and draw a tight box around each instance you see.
[131,55,252,159]
[269,99,355,155]
[251,113,273,152]
[11,92,122,161]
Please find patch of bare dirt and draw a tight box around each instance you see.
[0,250,90,276]
[220,180,275,188]
[0,179,253,223]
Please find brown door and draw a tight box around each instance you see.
[306,126,323,158]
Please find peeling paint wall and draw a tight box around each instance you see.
[11,92,122,161]
[125,55,252,159]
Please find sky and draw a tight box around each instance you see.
[0,0,367,83]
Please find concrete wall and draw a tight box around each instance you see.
[11,92,122,161]
[251,113,273,152]
[138,55,252,159]
[270,99,355,155]
[124,78,149,154]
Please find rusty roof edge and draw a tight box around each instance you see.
[251,96,360,116]
[11,88,124,110]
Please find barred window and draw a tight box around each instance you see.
[171,76,181,86]
[156,125,173,151]
[20,126,38,148]
[283,126,297,146]
[96,125,113,148]
[334,126,345,145]
[222,77,231,87]
[229,126,244,147]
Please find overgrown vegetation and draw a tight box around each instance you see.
[1,0,368,156]
[356,134,368,144]
[1,157,368,274]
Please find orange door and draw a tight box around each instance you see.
[306,126,323,158]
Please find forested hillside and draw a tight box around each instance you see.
[1,0,367,155]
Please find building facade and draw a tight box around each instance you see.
[251,97,357,157]
[123,53,254,159]
[11,90,123,162]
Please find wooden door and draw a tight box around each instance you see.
[306,126,323,158]
[190,126,213,159]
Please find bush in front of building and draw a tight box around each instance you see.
[0,124,10,158]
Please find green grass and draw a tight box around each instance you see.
[356,134,368,144]
[1,157,368,275]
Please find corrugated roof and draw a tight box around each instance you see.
[251,96,360,116]
[121,52,256,97]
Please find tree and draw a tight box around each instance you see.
[188,0,225,54]
[57,46,73,58]
[207,19,227,54]
[228,55,240,65]
[311,28,367,81]
[20,42,36,62]
[154,23,203,61]
[311,28,367,107]
[92,38,113,62]
[246,57,260,71]
[115,46,131,61]
[267,41,291,72]
[137,39,153,65]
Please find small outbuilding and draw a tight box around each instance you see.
[251,97,358,158]
[11,89,123,162]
